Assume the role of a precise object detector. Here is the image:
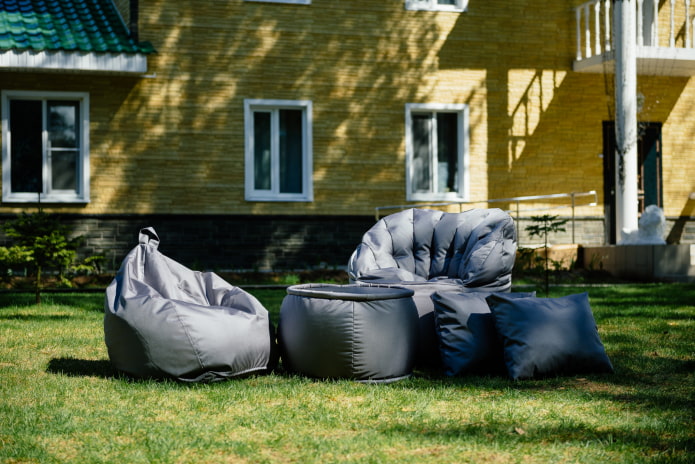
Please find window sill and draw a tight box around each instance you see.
[406,7,466,13]
[406,194,466,202]
[245,194,313,202]
[2,194,89,204]
[405,1,467,13]
[245,0,311,4]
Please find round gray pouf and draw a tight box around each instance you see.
[279,284,419,382]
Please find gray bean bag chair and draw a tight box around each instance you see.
[104,228,275,382]
[347,208,517,369]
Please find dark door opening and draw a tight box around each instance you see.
[602,121,663,244]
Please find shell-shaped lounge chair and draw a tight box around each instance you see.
[347,208,517,368]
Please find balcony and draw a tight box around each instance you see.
[574,0,695,76]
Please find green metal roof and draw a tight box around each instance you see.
[0,0,154,54]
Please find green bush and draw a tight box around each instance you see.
[0,210,102,303]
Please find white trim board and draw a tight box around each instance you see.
[0,50,148,74]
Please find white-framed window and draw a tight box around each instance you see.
[245,0,310,5]
[405,103,469,202]
[2,90,90,203]
[406,0,467,12]
[244,99,313,202]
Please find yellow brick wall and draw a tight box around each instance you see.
[1,0,693,222]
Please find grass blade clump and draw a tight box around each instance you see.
[1,284,693,463]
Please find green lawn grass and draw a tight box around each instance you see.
[1,284,693,463]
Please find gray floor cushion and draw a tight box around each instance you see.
[486,292,614,380]
[432,291,535,376]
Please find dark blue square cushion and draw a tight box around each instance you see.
[486,292,614,380]
[431,291,535,376]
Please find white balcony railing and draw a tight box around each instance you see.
[574,0,695,76]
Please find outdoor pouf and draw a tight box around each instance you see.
[104,227,276,382]
[278,284,419,382]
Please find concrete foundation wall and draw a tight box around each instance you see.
[582,244,695,282]
[0,214,376,273]
[515,216,695,247]
[2,213,694,274]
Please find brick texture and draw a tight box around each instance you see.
[0,1,693,256]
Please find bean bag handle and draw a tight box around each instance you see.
[139,227,160,249]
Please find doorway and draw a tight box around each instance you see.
[602,121,663,243]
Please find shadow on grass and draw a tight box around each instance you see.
[0,292,104,311]
[47,357,119,379]
[380,420,692,461]
[46,357,277,384]
[586,284,695,309]
[0,313,73,321]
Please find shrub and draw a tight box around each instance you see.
[0,210,102,303]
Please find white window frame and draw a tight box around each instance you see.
[245,0,310,5]
[405,103,469,202]
[405,0,468,13]
[2,90,90,204]
[244,99,313,202]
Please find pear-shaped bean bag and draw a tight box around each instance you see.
[104,228,275,382]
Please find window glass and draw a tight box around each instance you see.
[48,101,78,191]
[406,103,468,201]
[9,100,42,194]
[244,99,313,202]
[253,112,272,191]
[2,91,89,203]
[51,150,78,191]
[279,109,303,194]
[48,101,78,148]
[437,112,458,193]
[411,113,432,193]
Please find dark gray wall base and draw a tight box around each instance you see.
[0,214,376,273]
[1,213,693,273]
